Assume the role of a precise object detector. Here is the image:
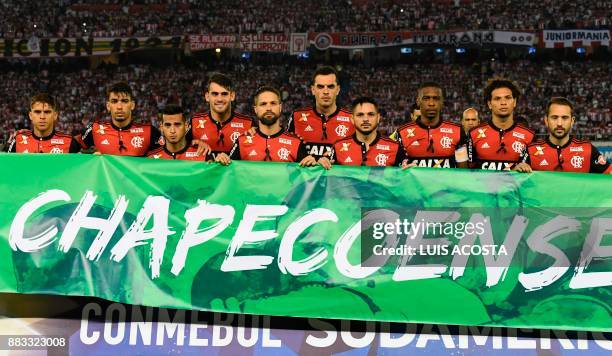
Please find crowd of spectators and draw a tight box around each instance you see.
[0,0,609,38]
[1,59,609,147]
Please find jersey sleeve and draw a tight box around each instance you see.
[393,146,408,166]
[5,138,16,152]
[590,144,610,174]
[286,113,295,134]
[69,138,82,153]
[149,126,162,150]
[228,139,241,160]
[520,146,531,165]
[78,123,95,149]
[455,129,469,163]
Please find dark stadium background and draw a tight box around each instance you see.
[0,0,610,149]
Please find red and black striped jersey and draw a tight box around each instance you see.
[330,133,406,167]
[288,106,354,159]
[7,130,80,153]
[78,120,160,156]
[396,119,467,168]
[147,141,208,161]
[522,137,611,174]
[229,128,307,162]
[468,120,535,171]
[190,111,254,154]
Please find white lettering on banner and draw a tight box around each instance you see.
[9,191,612,291]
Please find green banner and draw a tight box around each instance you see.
[0,154,610,331]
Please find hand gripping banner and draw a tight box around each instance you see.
[0,154,610,332]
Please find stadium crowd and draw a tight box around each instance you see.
[0,0,609,38]
[0,59,609,147]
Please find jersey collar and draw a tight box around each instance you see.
[257,127,284,139]
[416,117,442,130]
[545,135,573,149]
[488,119,516,133]
[352,132,381,146]
[31,130,56,140]
[313,105,340,121]
[110,120,133,131]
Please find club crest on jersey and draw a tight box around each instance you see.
[19,135,28,144]
[570,155,584,169]
[278,138,293,145]
[300,113,308,122]
[197,120,206,128]
[277,147,291,160]
[230,131,241,142]
[512,131,525,140]
[440,127,453,134]
[477,128,486,139]
[440,136,453,149]
[340,142,351,151]
[405,128,416,138]
[534,146,545,155]
[375,153,388,166]
[512,141,525,154]
[51,139,65,145]
[335,124,349,137]
[570,146,584,152]
[131,136,144,148]
[49,147,63,154]
[96,125,106,135]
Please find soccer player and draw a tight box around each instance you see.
[147,104,208,161]
[394,82,468,169]
[468,78,535,171]
[78,82,161,156]
[318,97,406,168]
[215,86,316,166]
[461,107,480,135]
[190,73,254,157]
[6,93,80,153]
[515,97,611,174]
[288,66,354,159]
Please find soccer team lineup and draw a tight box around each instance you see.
[5,65,610,175]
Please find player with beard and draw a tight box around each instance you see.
[78,82,162,156]
[395,82,468,169]
[318,97,406,168]
[6,93,81,153]
[215,86,316,165]
[190,73,254,157]
[515,97,610,174]
[468,78,535,170]
[147,104,209,161]
[288,66,354,159]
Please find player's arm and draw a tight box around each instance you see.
[76,123,95,151]
[5,137,16,152]
[69,137,82,153]
[589,144,611,174]
[216,139,239,165]
[455,130,469,169]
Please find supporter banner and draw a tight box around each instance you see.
[0,155,611,332]
[308,31,534,49]
[309,32,412,50]
[411,30,535,46]
[542,30,611,48]
[1,294,611,354]
[0,36,183,58]
[189,34,289,52]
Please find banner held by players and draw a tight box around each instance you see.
[0,154,610,332]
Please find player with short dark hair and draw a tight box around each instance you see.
[77,81,161,156]
[190,72,255,157]
[6,93,81,153]
[395,82,468,169]
[468,77,535,170]
[216,86,316,166]
[319,97,406,168]
[147,104,208,161]
[515,97,611,174]
[288,66,354,159]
